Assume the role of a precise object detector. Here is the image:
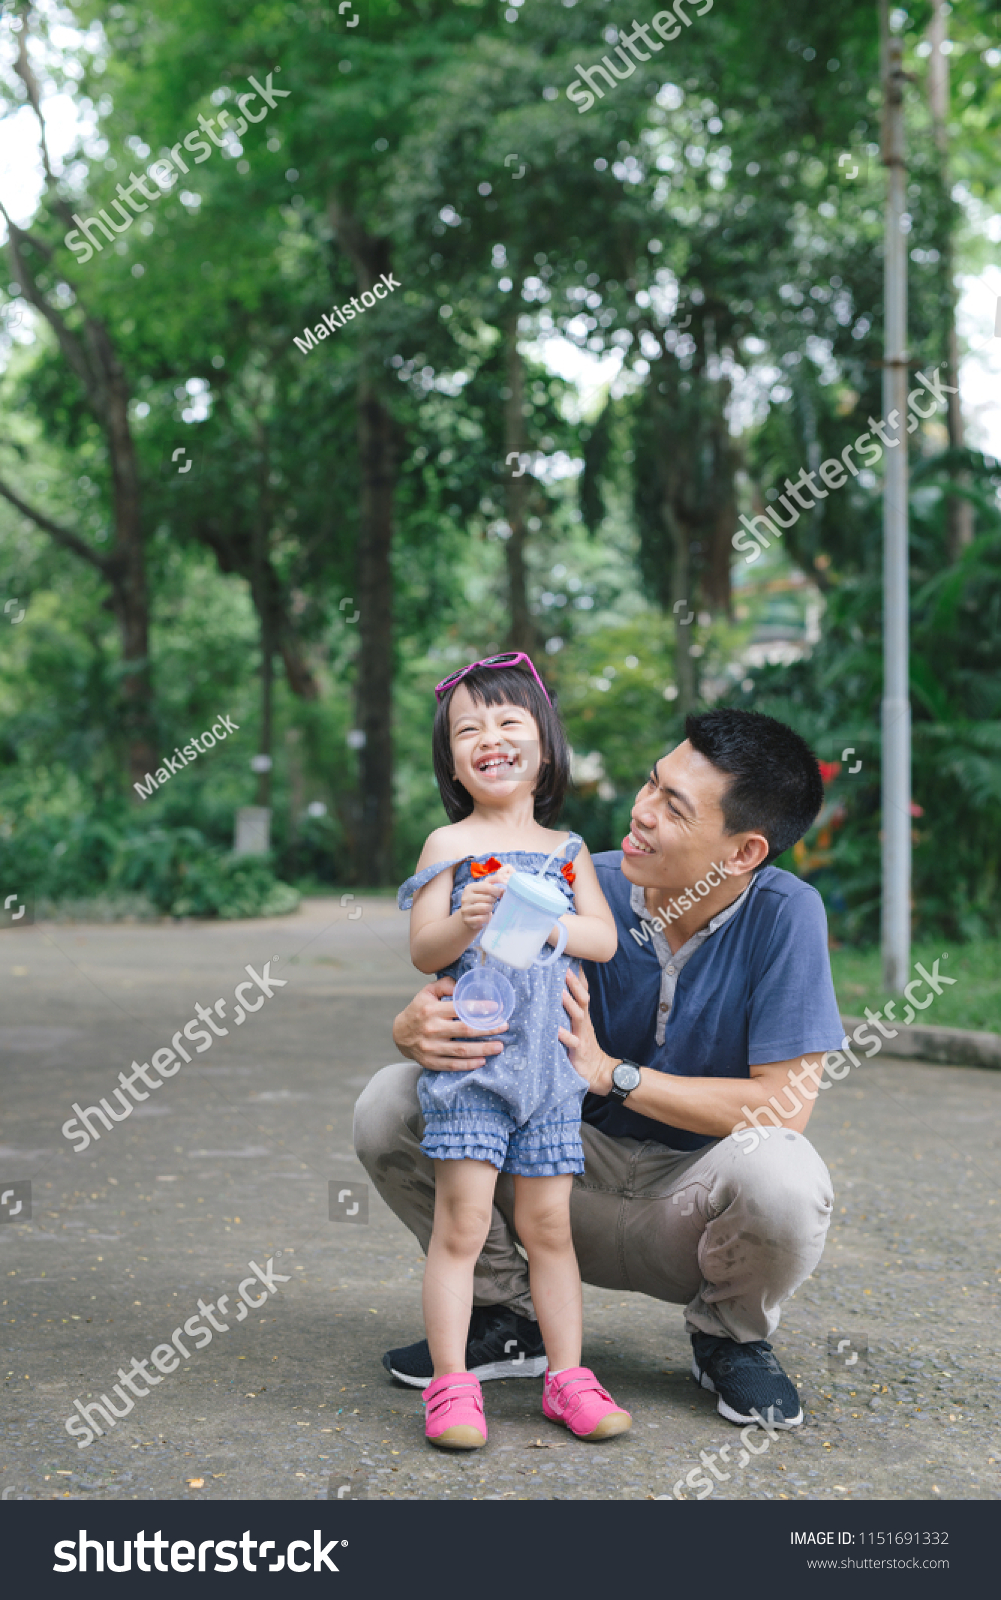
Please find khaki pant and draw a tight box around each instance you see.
[353,1063,834,1343]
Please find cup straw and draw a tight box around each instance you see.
[535,838,570,879]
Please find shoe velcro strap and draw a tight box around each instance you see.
[426,1382,482,1412]
[553,1375,611,1401]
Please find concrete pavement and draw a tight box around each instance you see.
[1,896,998,1502]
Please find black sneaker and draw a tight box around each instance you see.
[382,1305,547,1389]
[690,1332,803,1428]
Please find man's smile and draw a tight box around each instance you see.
[622,827,655,857]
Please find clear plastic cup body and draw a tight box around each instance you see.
[480,871,569,971]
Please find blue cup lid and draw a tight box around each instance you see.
[506,869,569,915]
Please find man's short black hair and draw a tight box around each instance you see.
[685,708,824,865]
[432,663,570,826]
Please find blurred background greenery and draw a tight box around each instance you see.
[2,0,1000,1010]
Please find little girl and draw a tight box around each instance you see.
[398,652,631,1450]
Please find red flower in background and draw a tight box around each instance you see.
[818,761,841,784]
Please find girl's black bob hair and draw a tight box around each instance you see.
[432,663,570,826]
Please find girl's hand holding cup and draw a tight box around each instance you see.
[459,864,513,933]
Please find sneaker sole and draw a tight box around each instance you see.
[691,1356,803,1429]
[575,1411,632,1441]
[427,1426,487,1451]
[387,1355,548,1389]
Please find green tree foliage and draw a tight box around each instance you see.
[0,0,999,937]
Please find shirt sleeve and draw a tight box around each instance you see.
[746,884,845,1065]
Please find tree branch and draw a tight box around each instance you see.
[12,11,80,236]
[0,209,106,417]
[0,475,111,573]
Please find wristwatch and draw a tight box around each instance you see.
[609,1060,643,1103]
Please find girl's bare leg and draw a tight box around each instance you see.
[423,1159,499,1378]
[512,1174,581,1374]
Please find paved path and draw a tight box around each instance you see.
[1,898,998,1503]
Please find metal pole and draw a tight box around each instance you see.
[880,11,911,992]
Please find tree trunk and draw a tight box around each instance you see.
[100,338,155,789]
[671,508,696,714]
[251,424,275,809]
[503,317,538,654]
[252,593,275,810]
[9,21,158,788]
[355,370,396,885]
[327,198,398,886]
[927,0,974,559]
[705,377,736,618]
[4,224,155,790]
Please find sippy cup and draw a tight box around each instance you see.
[452,871,569,1031]
[479,871,569,969]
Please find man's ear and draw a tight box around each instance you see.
[720,832,769,875]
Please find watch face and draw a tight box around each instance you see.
[613,1062,642,1094]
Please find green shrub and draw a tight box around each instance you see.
[0,807,299,920]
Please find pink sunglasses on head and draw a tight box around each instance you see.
[433,651,552,706]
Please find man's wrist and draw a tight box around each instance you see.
[593,1051,618,1095]
[608,1058,644,1102]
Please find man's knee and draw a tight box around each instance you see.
[722,1128,833,1231]
[352,1062,423,1170]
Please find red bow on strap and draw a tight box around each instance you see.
[561,862,576,887]
[469,856,504,878]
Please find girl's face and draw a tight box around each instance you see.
[447,684,542,802]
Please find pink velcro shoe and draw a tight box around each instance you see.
[422,1372,488,1450]
[543,1367,632,1440]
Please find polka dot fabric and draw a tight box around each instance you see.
[398,837,589,1176]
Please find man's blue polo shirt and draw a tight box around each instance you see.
[581,853,845,1153]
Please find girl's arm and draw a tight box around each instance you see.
[409,837,510,974]
[557,844,618,962]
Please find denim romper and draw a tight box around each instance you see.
[398,837,589,1177]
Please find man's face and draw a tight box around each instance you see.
[621,740,739,892]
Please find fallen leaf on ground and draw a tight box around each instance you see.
[185,1478,205,1488]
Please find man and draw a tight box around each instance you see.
[354,708,843,1428]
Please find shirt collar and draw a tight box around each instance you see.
[628,874,758,1046]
